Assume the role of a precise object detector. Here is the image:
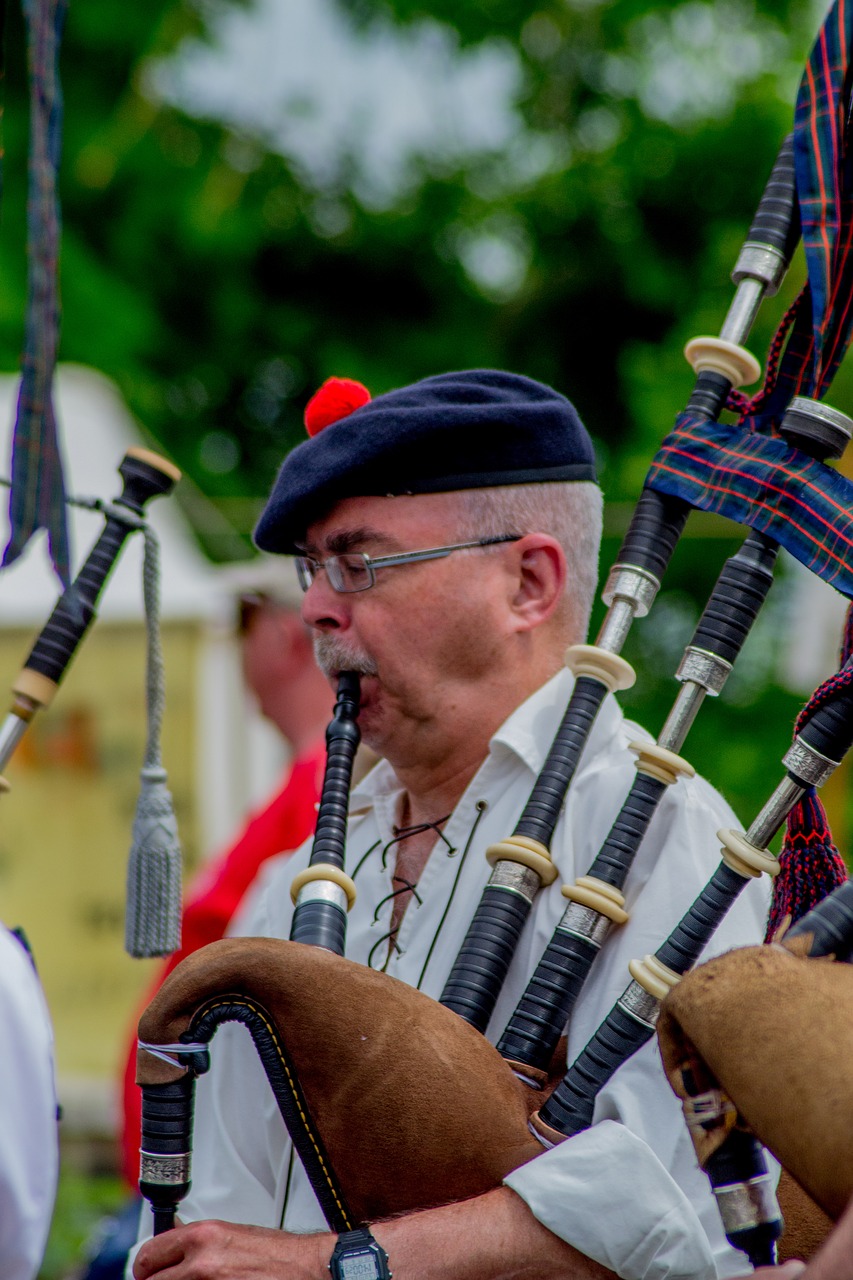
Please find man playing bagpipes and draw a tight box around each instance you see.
[131,369,771,1280]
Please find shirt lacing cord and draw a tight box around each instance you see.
[368,814,452,971]
[380,815,455,869]
[372,878,423,924]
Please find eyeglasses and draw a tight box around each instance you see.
[295,534,521,594]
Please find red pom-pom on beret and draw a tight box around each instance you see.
[304,377,372,437]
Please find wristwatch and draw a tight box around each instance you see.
[328,1227,392,1280]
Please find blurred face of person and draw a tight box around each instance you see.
[298,492,537,775]
[239,596,296,722]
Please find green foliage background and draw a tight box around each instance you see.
[0,0,840,516]
[1,0,848,833]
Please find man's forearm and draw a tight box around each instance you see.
[372,1187,615,1280]
[133,1188,617,1280]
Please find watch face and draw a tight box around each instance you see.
[338,1250,380,1280]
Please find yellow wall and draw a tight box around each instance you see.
[0,622,202,1087]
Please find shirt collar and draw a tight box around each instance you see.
[349,667,624,813]
[489,667,622,776]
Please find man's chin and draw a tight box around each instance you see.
[352,694,387,753]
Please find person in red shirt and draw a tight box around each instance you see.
[119,560,334,1188]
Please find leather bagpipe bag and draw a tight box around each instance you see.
[138,937,546,1224]
[657,939,850,1235]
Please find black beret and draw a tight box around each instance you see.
[254,369,597,553]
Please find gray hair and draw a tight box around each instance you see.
[453,482,603,642]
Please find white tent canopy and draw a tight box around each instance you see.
[0,363,287,845]
[0,364,225,624]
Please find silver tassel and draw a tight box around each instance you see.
[124,523,182,958]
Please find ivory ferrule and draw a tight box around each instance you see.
[290,863,357,909]
[629,741,695,787]
[485,835,558,886]
[565,644,636,693]
[601,565,659,619]
[684,336,761,387]
[717,828,779,880]
[127,446,182,485]
[561,876,628,925]
[627,954,680,1004]
[11,668,58,709]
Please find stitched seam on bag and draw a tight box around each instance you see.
[201,996,352,1228]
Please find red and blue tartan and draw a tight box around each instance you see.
[648,0,853,601]
[648,418,853,597]
[647,0,853,927]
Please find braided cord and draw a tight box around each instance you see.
[765,633,853,940]
[141,524,166,768]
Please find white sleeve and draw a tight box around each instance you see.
[505,1120,716,1280]
[503,762,772,1280]
[0,927,58,1280]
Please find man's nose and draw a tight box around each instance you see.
[300,571,351,632]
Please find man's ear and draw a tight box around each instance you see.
[509,535,566,631]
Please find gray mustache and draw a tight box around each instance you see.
[313,635,378,680]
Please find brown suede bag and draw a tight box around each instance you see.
[138,937,544,1225]
[657,941,850,1255]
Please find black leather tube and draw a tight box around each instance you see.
[290,671,361,955]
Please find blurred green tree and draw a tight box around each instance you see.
[0,0,827,526]
[2,0,847,829]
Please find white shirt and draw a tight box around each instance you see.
[0,924,58,1280]
[134,670,770,1279]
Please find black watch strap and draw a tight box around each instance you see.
[329,1227,391,1280]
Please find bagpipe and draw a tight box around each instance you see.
[0,447,186,957]
[135,0,853,1266]
[0,449,179,770]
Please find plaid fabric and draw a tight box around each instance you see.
[2,0,69,585]
[648,416,853,597]
[738,0,853,428]
[648,0,853,599]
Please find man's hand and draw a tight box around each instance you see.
[750,1194,853,1280]
[133,1220,330,1280]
